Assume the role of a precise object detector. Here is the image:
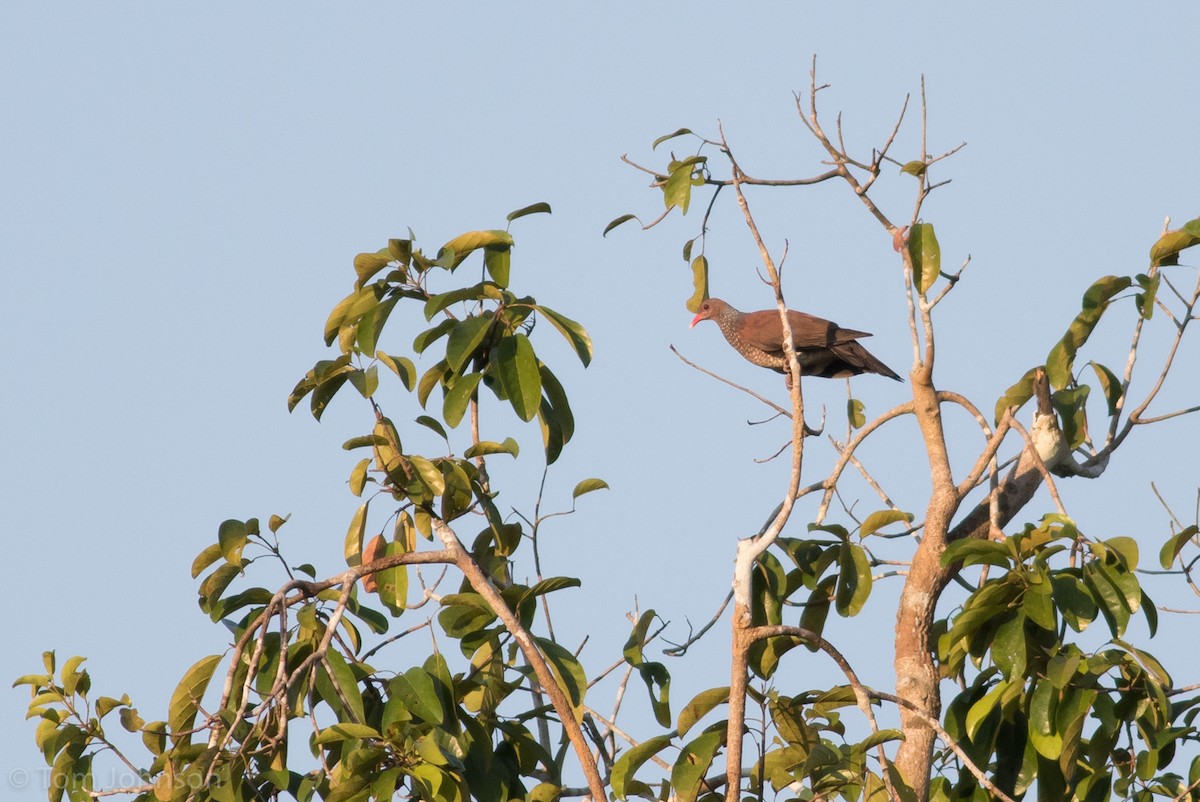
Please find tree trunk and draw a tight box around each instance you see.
[892,446,1049,800]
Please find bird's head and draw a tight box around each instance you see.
[689,298,729,328]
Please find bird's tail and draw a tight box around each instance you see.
[835,342,904,382]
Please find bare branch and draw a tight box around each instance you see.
[663,590,734,657]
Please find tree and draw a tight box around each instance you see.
[18,64,1200,802]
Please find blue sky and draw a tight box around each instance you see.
[3,4,1199,798]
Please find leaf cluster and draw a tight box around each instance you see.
[937,516,1200,800]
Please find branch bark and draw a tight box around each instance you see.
[431,517,607,800]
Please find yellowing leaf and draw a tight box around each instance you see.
[572,478,609,500]
[344,501,369,567]
[907,222,941,294]
[687,255,708,313]
[437,230,514,270]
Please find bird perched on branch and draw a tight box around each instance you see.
[689,298,902,383]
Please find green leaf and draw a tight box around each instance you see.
[415,415,449,441]
[373,541,408,616]
[463,438,520,458]
[1098,559,1141,613]
[835,543,873,616]
[861,728,905,749]
[506,201,552,222]
[1085,562,1130,637]
[1046,651,1081,690]
[118,707,143,732]
[60,655,86,697]
[527,783,562,802]
[347,364,379,398]
[439,460,473,520]
[540,363,574,444]
[611,735,672,800]
[343,433,386,451]
[994,366,1040,424]
[377,351,417,391]
[652,127,693,149]
[1051,385,1090,450]
[798,576,835,651]
[417,360,450,408]
[535,637,587,721]
[538,405,564,465]
[408,454,445,495]
[1030,679,1058,737]
[308,377,350,422]
[637,661,672,728]
[198,563,242,615]
[437,594,497,640]
[603,213,638,237]
[349,458,371,497]
[686,255,709,313]
[413,319,457,354]
[907,222,941,294]
[1135,272,1160,319]
[493,334,541,421]
[536,305,593,367]
[859,509,913,538]
[1115,638,1173,687]
[1089,361,1122,416]
[95,694,128,719]
[1102,536,1140,570]
[484,245,510,288]
[1046,275,1133,390]
[314,722,382,744]
[442,373,484,429]
[424,282,502,321]
[965,680,1006,741]
[1051,574,1098,632]
[1023,583,1057,631]
[671,728,724,802]
[991,613,1027,679]
[677,687,729,738]
[321,649,365,723]
[445,314,495,373]
[390,668,444,725]
[48,735,86,802]
[1160,525,1198,569]
[355,295,398,355]
[323,287,366,347]
[572,478,609,500]
[623,609,655,666]
[388,238,412,265]
[525,576,582,599]
[168,655,222,741]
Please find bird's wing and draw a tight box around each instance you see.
[738,310,873,352]
[786,311,871,348]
